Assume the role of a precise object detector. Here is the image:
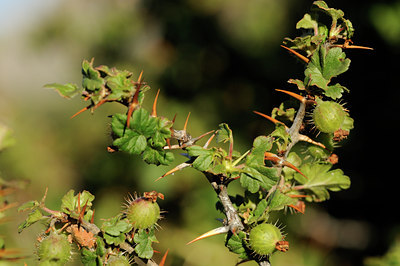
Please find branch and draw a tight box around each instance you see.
[204,173,244,233]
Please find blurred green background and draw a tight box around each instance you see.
[1,0,399,265]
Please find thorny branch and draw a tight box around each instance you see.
[261,101,306,266]
[204,173,244,233]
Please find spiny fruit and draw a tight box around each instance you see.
[248,223,284,256]
[107,254,131,266]
[37,232,72,265]
[125,197,160,229]
[312,100,346,133]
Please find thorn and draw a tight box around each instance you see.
[253,111,287,128]
[171,113,177,124]
[203,131,217,149]
[280,45,310,63]
[92,98,109,111]
[183,130,215,147]
[166,138,172,149]
[70,106,90,119]
[288,194,308,198]
[288,201,305,214]
[77,192,81,214]
[264,152,308,179]
[155,162,192,182]
[159,249,169,266]
[79,200,89,223]
[298,134,326,149]
[282,161,308,179]
[183,112,191,132]
[152,89,161,117]
[126,70,144,129]
[91,209,95,224]
[275,89,306,103]
[186,226,229,245]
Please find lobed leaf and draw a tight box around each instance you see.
[44,83,81,99]
[295,163,350,201]
[61,190,95,216]
[216,123,233,143]
[134,228,158,259]
[82,59,104,92]
[304,46,350,98]
[225,231,249,260]
[18,209,43,233]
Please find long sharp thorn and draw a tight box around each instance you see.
[298,134,326,149]
[183,112,191,132]
[91,209,95,224]
[332,44,373,50]
[288,204,305,214]
[344,45,373,50]
[280,45,310,63]
[155,162,191,182]
[204,131,216,149]
[70,106,90,119]
[172,113,177,124]
[253,111,287,128]
[190,130,215,144]
[152,89,161,117]
[275,89,306,103]
[282,161,308,179]
[186,226,229,245]
[126,70,144,128]
[159,249,169,266]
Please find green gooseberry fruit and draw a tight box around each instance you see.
[126,198,160,229]
[312,100,346,133]
[248,224,283,256]
[107,254,131,266]
[37,233,71,265]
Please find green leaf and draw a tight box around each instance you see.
[216,123,232,143]
[82,59,104,92]
[44,83,81,99]
[131,109,158,137]
[268,190,297,211]
[295,163,350,201]
[246,136,272,167]
[80,248,97,266]
[248,199,269,223]
[192,154,214,171]
[113,132,147,155]
[304,46,350,97]
[270,124,291,151]
[296,13,318,30]
[226,231,249,260]
[102,217,132,246]
[61,190,95,216]
[18,209,43,233]
[240,165,277,193]
[288,79,306,90]
[134,228,158,259]
[111,113,129,138]
[18,200,39,212]
[141,147,174,166]
[325,83,348,99]
[312,1,344,22]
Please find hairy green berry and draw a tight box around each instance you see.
[37,233,71,265]
[126,197,160,229]
[248,224,283,256]
[312,100,346,133]
[107,254,130,266]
